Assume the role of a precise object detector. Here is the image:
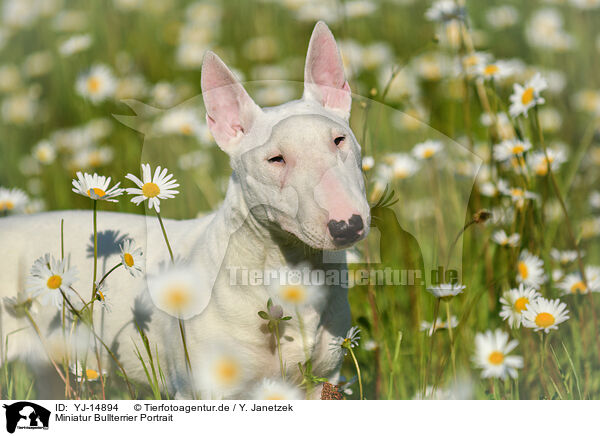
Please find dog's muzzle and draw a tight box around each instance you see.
[327,214,364,246]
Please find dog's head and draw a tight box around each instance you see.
[201,22,369,250]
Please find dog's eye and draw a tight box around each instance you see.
[334,136,346,146]
[268,155,285,164]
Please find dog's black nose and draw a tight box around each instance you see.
[327,214,364,246]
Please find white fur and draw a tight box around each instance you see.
[0,22,369,399]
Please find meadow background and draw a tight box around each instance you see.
[1,0,600,400]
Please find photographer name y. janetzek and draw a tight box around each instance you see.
[250,403,294,412]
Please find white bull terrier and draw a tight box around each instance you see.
[0,21,370,399]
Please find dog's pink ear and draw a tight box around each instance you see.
[303,21,351,119]
[201,51,262,153]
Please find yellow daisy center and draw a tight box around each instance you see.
[163,286,190,311]
[89,152,102,167]
[535,163,548,176]
[511,144,525,154]
[47,274,62,289]
[215,359,239,385]
[281,285,306,304]
[36,149,50,161]
[514,297,529,313]
[511,188,524,197]
[394,168,409,179]
[518,261,529,279]
[180,124,192,135]
[0,200,14,210]
[423,148,435,158]
[266,394,285,400]
[535,312,555,328]
[87,187,106,197]
[483,64,499,76]
[521,87,534,105]
[570,281,587,294]
[464,55,479,67]
[87,77,100,93]
[85,369,99,380]
[142,182,160,198]
[123,253,134,267]
[488,351,504,365]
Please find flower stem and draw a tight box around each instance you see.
[347,346,364,400]
[274,321,285,380]
[446,302,456,382]
[156,211,174,263]
[97,263,121,287]
[178,319,193,373]
[423,297,441,395]
[91,200,98,301]
[539,332,550,398]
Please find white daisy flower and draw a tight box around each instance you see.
[498,182,538,209]
[1,91,38,125]
[420,316,458,336]
[386,153,420,179]
[476,60,513,81]
[499,284,541,328]
[0,186,29,214]
[362,156,375,171]
[412,140,443,160]
[427,283,466,300]
[147,264,212,320]
[250,378,303,400]
[526,148,566,176]
[72,146,114,170]
[550,249,578,266]
[509,73,547,118]
[525,8,574,52]
[516,249,546,289]
[493,139,532,162]
[196,343,249,399]
[557,272,597,295]
[125,164,180,213]
[75,64,116,104]
[478,181,499,197]
[157,107,203,137]
[59,34,92,57]
[120,239,144,277]
[485,5,519,29]
[32,140,56,165]
[94,281,111,311]
[329,326,361,356]
[586,266,600,293]
[72,172,124,202]
[363,339,378,351]
[473,329,523,380]
[26,254,78,308]
[268,265,326,312]
[425,0,462,22]
[492,230,520,248]
[70,361,106,383]
[462,52,491,76]
[522,297,569,333]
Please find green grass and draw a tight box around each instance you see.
[1,0,599,399]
